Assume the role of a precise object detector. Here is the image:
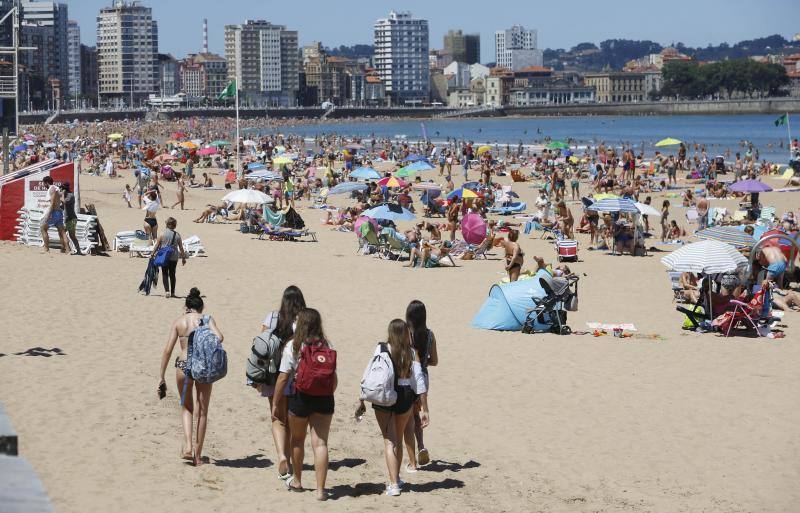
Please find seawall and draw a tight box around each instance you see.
[18,98,800,125]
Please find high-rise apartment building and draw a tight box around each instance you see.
[180,53,227,99]
[157,53,179,97]
[444,30,480,65]
[96,0,158,107]
[19,1,69,107]
[80,44,98,106]
[66,19,80,104]
[495,25,543,71]
[224,20,299,106]
[374,11,429,105]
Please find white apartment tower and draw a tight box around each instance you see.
[96,0,158,107]
[66,20,80,104]
[495,25,543,71]
[224,20,299,107]
[374,11,430,105]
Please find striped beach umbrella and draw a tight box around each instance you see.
[586,197,639,213]
[661,240,748,274]
[696,226,756,248]
[377,176,408,188]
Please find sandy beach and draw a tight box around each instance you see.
[1,164,799,513]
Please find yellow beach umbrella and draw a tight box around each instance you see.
[476,145,492,156]
[108,133,123,140]
[655,137,681,147]
[181,141,198,150]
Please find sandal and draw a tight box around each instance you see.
[284,475,303,492]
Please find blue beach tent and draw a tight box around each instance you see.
[471,270,551,331]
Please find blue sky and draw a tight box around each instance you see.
[68,0,799,62]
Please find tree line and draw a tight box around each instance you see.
[660,59,790,99]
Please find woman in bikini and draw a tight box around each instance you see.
[170,175,187,210]
[143,190,160,241]
[446,198,460,242]
[501,229,524,282]
[556,201,574,239]
[158,287,223,466]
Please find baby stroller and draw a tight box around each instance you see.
[522,274,580,335]
[555,239,578,262]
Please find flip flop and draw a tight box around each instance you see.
[284,476,303,492]
[405,464,418,473]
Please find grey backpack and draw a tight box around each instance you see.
[246,330,283,385]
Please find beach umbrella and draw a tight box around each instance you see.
[586,197,639,213]
[247,170,282,181]
[11,144,27,153]
[248,162,266,171]
[462,213,487,245]
[759,229,797,260]
[180,141,198,150]
[354,216,379,236]
[546,141,569,150]
[634,202,661,217]
[330,182,368,195]
[476,145,492,156]
[447,188,479,201]
[363,203,415,221]
[407,160,434,171]
[210,140,230,148]
[171,132,187,140]
[655,137,681,147]
[394,166,419,178]
[222,189,271,204]
[272,156,293,166]
[696,226,756,248]
[377,176,408,188]
[350,167,381,180]
[243,140,257,147]
[403,154,427,162]
[661,240,748,275]
[728,179,773,193]
[197,147,217,156]
[125,138,141,146]
[107,133,123,140]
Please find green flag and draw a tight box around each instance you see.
[774,113,788,127]
[217,80,236,101]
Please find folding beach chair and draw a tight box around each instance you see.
[668,271,685,302]
[380,228,412,260]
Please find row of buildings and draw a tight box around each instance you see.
[2,1,796,111]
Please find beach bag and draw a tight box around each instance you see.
[153,232,175,267]
[245,330,283,385]
[360,343,397,406]
[239,222,249,234]
[189,315,228,384]
[294,341,336,396]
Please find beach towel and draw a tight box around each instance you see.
[138,260,159,295]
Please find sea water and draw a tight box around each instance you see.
[282,114,795,163]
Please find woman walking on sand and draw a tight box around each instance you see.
[258,286,306,481]
[158,288,223,466]
[660,200,670,243]
[272,309,336,501]
[403,300,437,472]
[170,175,186,210]
[357,319,429,497]
[151,217,186,299]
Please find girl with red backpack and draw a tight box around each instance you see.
[272,309,336,501]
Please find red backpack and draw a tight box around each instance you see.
[294,341,337,396]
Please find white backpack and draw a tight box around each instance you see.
[360,343,396,406]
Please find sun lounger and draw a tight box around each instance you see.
[489,202,527,215]
[15,208,97,254]
[128,240,154,258]
[258,223,317,242]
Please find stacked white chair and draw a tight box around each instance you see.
[15,208,97,254]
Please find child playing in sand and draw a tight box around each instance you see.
[123,184,132,208]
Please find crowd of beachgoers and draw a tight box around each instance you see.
[10,114,800,500]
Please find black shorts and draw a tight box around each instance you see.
[372,385,415,415]
[288,392,334,417]
[144,217,157,228]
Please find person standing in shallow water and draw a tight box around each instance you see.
[158,288,223,466]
